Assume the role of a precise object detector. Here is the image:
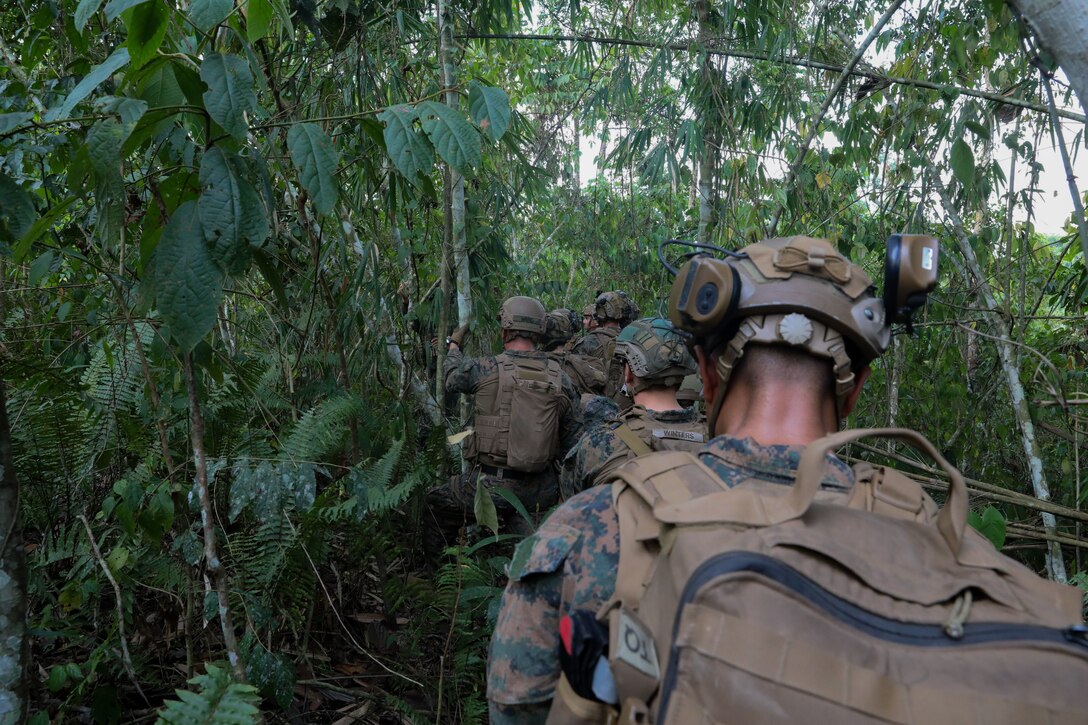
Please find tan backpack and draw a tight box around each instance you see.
[472,356,566,473]
[548,428,1088,724]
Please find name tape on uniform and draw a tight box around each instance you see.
[652,429,705,443]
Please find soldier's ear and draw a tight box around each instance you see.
[624,364,634,385]
[695,346,718,405]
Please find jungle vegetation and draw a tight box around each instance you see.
[0,0,1086,721]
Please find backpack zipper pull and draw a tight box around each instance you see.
[943,589,973,640]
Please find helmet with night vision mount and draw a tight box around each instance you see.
[661,234,938,429]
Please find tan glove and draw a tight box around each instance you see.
[449,323,470,346]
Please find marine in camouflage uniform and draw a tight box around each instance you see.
[569,290,640,361]
[425,297,582,560]
[543,309,607,397]
[488,236,900,721]
[561,318,705,498]
[488,438,856,722]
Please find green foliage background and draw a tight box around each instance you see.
[1,0,1086,720]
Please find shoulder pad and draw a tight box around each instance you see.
[507,524,581,580]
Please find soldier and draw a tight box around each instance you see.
[570,290,640,360]
[424,296,582,561]
[581,304,597,333]
[561,318,705,498]
[486,236,896,721]
[544,309,608,398]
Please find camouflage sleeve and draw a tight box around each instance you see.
[487,524,581,714]
[442,347,477,394]
[488,489,620,722]
[557,371,584,454]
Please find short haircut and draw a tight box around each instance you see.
[728,344,834,400]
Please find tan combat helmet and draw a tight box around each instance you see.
[543,308,579,350]
[666,234,938,430]
[615,318,697,393]
[499,296,546,339]
[594,290,640,327]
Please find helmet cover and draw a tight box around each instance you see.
[499,296,546,336]
[543,308,579,348]
[595,290,641,326]
[615,317,697,392]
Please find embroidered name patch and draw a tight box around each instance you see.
[652,429,705,443]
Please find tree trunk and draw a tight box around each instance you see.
[932,165,1068,582]
[1009,0,1088,119]
[0,377,26,724]
[695,0,718,244]
[438,0,472,330]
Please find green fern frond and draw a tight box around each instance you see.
[345,439,407,518]
[283,394,365,461]
[155,663,260,724]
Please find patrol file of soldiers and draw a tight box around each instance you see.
[432,236,1088,723]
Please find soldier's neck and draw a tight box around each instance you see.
[503,338,536,352]
[715,384,838,446]
[633,389,684,412]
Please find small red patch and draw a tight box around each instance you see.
[559,614,573,654]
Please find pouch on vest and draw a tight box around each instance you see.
[505,359,565,472]
[591,427,1088,724]
[562,353,608,396]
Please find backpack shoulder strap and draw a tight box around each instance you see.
[603,452,720,610]
[613,421,652,457]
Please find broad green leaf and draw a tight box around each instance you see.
[138,60,186,108]
[12,196,75,261]
[287,123,339,215]
[949,139,975,187]
[74,0,106,32]
[0,112,33,133]
[154,200,224,352]
[200,53,257,140]
[965,120,990,141]
[378,104,433,181]
[106,545,130,572]
[124,0,169,70]
[28,250,54,287]
[198,146,268,274]
[473,476,499,535]
[469,81,511,141]
[246,0,273,41]
[418,101,481,174]
[968,506,1007,550]
[189,0,233,33]
[46,46,131,121]
[103,0,148,22]
[0,174,36,243]
[95,95,148,125]
[87,120,125,240]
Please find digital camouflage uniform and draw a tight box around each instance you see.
[486,436,855,723]
[424,347,583,557]
[560,405,703,499]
